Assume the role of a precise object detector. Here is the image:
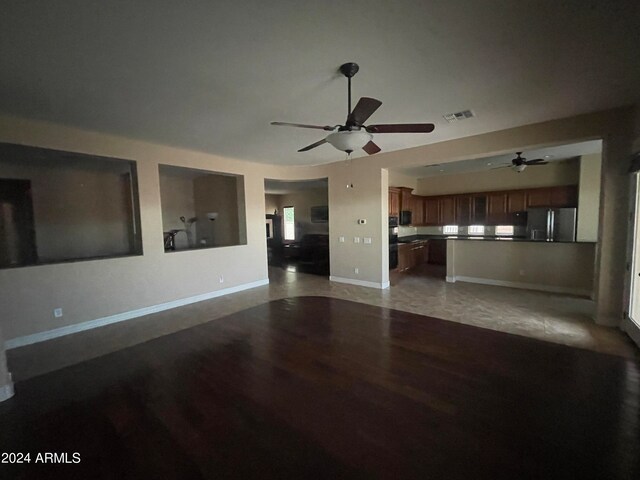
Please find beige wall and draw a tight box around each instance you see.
[159,170,196,250]
[0,107,636,343]
[0,115,273,341]
[270,188,329,238]
[265,194,279,215]
[193,174,243,247]
[414,158,579,196]
[388,170,418,190]
[0,157,133,261]
[447,240,596,295]
[577,153,602,242]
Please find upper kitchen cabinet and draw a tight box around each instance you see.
[400,188,413,213]
[424,197,439,226]
[471,194,488,224]
[411,195,425,225]
[455,195,472,225]
[507,190,527,213]
[439,196,456,225]
[526,187,551,208]
[389,187,400,217]
[487,192,507,224]
[526,185,578,208]
[550,185,578,207]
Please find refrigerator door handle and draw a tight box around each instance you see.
[549,209,555,241]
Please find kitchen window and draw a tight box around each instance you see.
[283,206,295,240]
[495,225,515,236]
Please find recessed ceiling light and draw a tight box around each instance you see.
[439,169,444,172]
[487,162,492,166]
[544,155,554,159]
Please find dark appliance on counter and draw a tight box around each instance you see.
[526,208,577,242]
[389,216,399,269]
[400,210,412,226]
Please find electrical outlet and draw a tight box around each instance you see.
[339,236,345,243]
[354,237,361,243]
[219,274,224,283]
[354,267,359,274]
[54,308,63,318]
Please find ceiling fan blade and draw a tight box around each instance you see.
[347,97,382,126]
[271,122,334,131]
[362,141,381,155]
[491,165,510,170]
[524,158,546,164]
[366,123,435,134]
[297,138,327,152]
[524,162,549,166]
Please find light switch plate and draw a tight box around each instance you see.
[353,237,361,243]
[339,236,345,243]
[364,237,372,244]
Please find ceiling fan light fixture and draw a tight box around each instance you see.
[512,164,526,173]
[326,130,372,153]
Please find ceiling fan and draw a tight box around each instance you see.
[271,62,435,155]
[493,152,549,173]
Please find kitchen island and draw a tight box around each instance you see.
[445,238,596,297]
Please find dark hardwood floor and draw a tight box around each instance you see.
[1,297,638,479]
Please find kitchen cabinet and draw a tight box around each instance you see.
[424,197,439,226]
[472,194,488,224]
[507,190,527,213]
[411,195,424,225]
[397,240,429,272]
[428,239,446,265]
[400,188,413,213]
[455,195,472,225]
[389,188,400,216]
[487,192,507,224]
[550,185,578,207]
[526,188,552,208]
[439,197,456,225]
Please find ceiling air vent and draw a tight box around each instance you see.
[443,109,475,123]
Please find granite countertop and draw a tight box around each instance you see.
[397,235,596,244]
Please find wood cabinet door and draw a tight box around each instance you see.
[455,195,472,225]
[526,187,552,208]
[411,195,424,225]
[471,195,488,224]
[428,240,447,265]
[398,244,411,271]
[424,198,440,225]
[439,197,456,224]
[507,190,527,212]
[388,188,400,216]
[487,192,507,224]
[550,185,578,207]
[400,188,413,213]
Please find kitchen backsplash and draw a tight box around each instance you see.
[398,225,526,237]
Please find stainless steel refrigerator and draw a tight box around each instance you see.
[526,208,577,242]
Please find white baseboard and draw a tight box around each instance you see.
[5,279,270,350]
[445,276,456,283]
[450,275,592,297]
[0,382,14,402]
[330,276,390,290]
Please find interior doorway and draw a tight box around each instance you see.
[264,178,329,277]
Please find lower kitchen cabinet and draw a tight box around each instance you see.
[428,240,446,265]
[397,241,429,272]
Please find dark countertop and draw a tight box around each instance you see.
[397,235,596,244]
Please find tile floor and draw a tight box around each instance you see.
[7,265,638,382]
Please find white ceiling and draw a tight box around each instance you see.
[395,140,602,177]
[1,1,638,166]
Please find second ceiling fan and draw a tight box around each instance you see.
[271,62,435,155]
